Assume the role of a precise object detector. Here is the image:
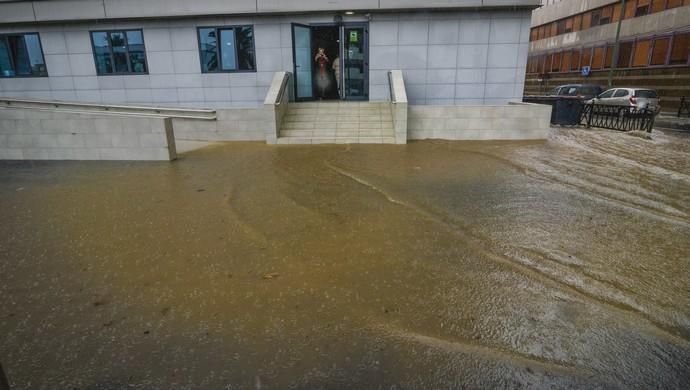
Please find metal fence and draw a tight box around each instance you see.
[580,104,655,133]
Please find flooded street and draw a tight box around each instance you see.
[1,127,689,389]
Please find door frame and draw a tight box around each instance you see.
[291,22,313,102]
[341,22,369,101]
[290,21,369,102]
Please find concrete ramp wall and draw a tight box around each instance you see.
[0,108,176,161]
[408,101,551,141]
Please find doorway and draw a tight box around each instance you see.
[291,22,369,102]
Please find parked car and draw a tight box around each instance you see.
[548,84,603,100]
[586,88,661,114]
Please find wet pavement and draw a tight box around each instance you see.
[1,127,689,389]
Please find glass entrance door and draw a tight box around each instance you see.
[292,23,313,101]
[342,24,368,101]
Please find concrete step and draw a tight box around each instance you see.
[279,101,395,144]
[281,129,394,137]
[276,136,396,144]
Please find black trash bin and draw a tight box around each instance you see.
[553,98,584,125]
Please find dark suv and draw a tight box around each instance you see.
[549,84,603,100]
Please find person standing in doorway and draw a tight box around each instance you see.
[314,47,331,99]
[332,56,340,96]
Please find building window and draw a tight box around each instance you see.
[617,41,634,67]
[551,52,561,72]
[600,6,613,25]
[635,0,651,17]
[592,46,605,69]
[560,50,571,72]
[197,26,255,73]
[573,15,582,32]
[624,1,637,19]
[651,0,666,13]
[591,9,601,26]
[670,32,690,65]
[570,49,581,71]
[0,33,47,78]
[604,44,615,68]
[90,30,148,75]
[581,47,592,68]
[582,12,592,30]
[650,37,670,65]
[632,39,652,67]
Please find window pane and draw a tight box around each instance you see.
[545,54,553,73]
[651,0,666,13]
[599,89,615,99]
[613,4,622,22]
[632,39,651,67]
[617,42,633,67]
[551,52,561,72]
[592,47,604,69]
[651,37,670,65]
[613,89,629,98]
[634,90,657,98]
[7,36,31,75]
[91,32,112,74]
[670,32,690,65]
[23,34,47,76]
[560,51,571,72]
[582,12,592,29]
[198,28,218,72]
[126,30,146,73]
[636,0,650,17]
[581,47,592,68]
[236,26,255,71]
[110,32,129,73]
[0,38,13,76]
[591,10,601,26]
[570,49,580,70]
[601,6,613,24]
[604,44,615,68]
[573,15,582,32]
[219,29,237,70]
[538,55,545,73]
[624,1,636,19]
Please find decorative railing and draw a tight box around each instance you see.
[580,103,655,133]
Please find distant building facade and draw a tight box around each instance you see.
[525,0,690,113]
[0,0,540,108]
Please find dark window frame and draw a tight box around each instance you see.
[0,32,48,78]
[196,25,257,74]
[89,29,149,76]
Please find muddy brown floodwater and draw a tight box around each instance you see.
[1,127,689,389]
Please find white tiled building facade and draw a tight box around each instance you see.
[0,1,537,108]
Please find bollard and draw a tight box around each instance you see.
[0,362,9,390]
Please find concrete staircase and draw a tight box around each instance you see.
[277,101,395,144]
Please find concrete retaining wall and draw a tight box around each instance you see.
[0,108,176,160]
[407,101,551,140]
[172,107,271,141]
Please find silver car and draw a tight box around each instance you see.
[587,88,661,113]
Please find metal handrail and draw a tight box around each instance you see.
[0,97,216,120]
